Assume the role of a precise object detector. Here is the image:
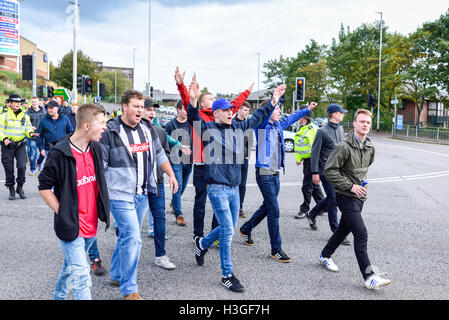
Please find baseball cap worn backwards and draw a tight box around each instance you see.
[327,103,348,114]
[212,98,235,112]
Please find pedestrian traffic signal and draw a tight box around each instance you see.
[295,77,305,102]
[47,86,54,98]
[150,86,154,98]
[37,85,44,98]
[77,76,85,93]
[85,77,93,93]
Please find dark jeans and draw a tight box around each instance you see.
[309,174,339,233]
[1,142,27,187]
[148,182,167,257]
[193,164,218,237]
[239,158,249,209]
[321,194,372,280]
[241,170,282,252]
[299,158,324,213]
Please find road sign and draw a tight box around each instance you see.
[0,0,20,56]
[391,99,399,104]
[53,88,72,104]
[397,114,403,130]
[94,96,101,104]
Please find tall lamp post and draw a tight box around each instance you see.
[376,11,383,131]
[147,0,151,96]
[132,47,138,89]
[256,52,260,108]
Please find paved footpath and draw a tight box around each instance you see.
[1,134,449,301]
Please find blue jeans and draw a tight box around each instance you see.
[241,171,282,252]
[54,236,96,300]
[148,183,167,257]
[110,195,147,296]
[193,164,218,237]
[201,184,239,277]
[170,162,192,217]
[309,174,339,233]
[87,237,100,262]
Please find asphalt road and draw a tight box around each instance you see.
[1,133,449,300]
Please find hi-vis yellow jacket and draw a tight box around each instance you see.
[0,108,33,142]
[294,122,319,162]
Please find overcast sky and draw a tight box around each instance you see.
[19,0,449,95]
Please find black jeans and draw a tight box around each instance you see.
[299,158,324,213]
[239,158,249,210]
[1,142,27,187]
[192,164,218,237]
[321,193,373,280]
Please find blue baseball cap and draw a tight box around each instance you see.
[327,103,348,114]
[212,98,235,112]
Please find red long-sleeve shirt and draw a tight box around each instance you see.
[176,82,250,163]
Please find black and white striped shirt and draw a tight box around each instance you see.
[119,119,151,194]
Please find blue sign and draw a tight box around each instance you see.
[0,0,19,56]
[397,114,403,130]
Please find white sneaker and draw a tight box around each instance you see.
[319,254,340,272]
[155,255,176,270]
[365,273,391,289]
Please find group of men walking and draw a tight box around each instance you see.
[0,65,391,299]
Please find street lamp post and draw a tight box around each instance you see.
[376,11,383,131]
[132,47,138,89]
[147,0,151,96]
[71,0,79,103]
[256,52,260,108]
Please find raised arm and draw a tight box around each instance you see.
[175,67,190,109]
[280,102,318,130]
[230,82,254,114]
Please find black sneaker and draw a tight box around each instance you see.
[295,211,307,219]
[90,258,106,276]
[194,236,208,266]
[239,209,246,218]
[306,212,317,230]
[239,228,254,246]
[271,250,291,263]
[221,273,245,292]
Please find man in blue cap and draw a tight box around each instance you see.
[187,77,286,293]
[306,103,352,246]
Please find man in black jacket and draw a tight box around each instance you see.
[306,104,351,245]
[38,104,110,300]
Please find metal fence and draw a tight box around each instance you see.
[392,125,449,143]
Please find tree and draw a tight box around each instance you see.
[97,70,132,103]
[51,50,98,91]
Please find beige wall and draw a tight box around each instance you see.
[19,36,49,79]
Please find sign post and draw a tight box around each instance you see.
[0,0,20,57]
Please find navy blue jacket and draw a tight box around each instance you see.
[36,113,74,152]
[187,100,276,187]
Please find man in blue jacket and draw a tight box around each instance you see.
[36,100,74,160]
[188,77,286,293]
[239,101,317,263]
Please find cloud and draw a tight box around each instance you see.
[18,0,449,96]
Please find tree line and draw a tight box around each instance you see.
[262,9,449,129]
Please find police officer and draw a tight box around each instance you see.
[1,98,10,113]
[0,94,38,200]
[294,104,324,219]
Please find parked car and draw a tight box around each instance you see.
[283,126,297,153]
[159,114,176,128]
[314,117,328,128]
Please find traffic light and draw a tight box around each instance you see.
[99,83,106,98]
[22,55,33,81]
[37,85,44,98]
[367,94,376,107]
[150,86,154,98]
[85,77,93,93]
[295,77,305,102]
[47,86,54,98]
[77,76,85,94]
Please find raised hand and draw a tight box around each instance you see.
[271,84,286,106]
[308,101,318,111]
[174,67,186,85]
[248,82,255,92]
[181,145,192,156]
[188,78,200,107]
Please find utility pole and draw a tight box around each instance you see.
[115,69,117,103]
[147,0,152,96]
[133,48,138,89]
[32,51,36,96]
[256,52,260,108]
[72,0,79,103]
[376,11,383,131]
